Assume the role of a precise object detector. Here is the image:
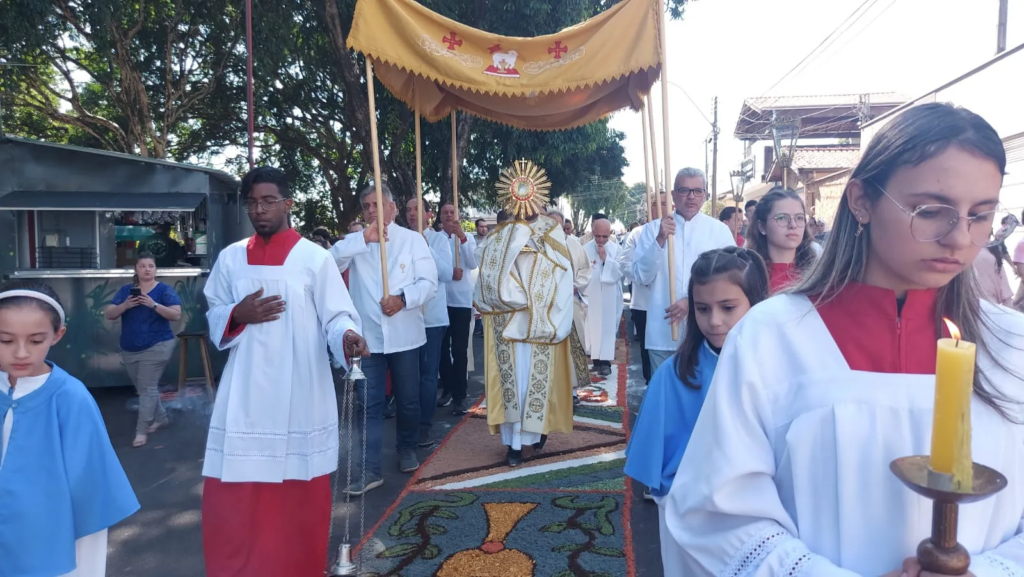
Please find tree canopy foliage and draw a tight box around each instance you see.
[1,0,692,233]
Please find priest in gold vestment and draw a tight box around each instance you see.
[474,161,575,467]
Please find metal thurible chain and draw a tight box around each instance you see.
[357,366,368,572]
[325,360,355,573]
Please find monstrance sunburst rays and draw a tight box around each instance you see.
[495,159,551,221]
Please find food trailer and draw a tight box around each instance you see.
[0,136,250,387]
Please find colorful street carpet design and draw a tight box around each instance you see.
[356,333,634,576]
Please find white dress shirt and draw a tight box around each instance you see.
[621,226,650,311]
[331,221,438,354]
[633,211,735,351]
[423,228,454,328]
[445,232,478,308]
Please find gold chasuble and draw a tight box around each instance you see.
[474,161,575,436]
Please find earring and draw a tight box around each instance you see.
[856,221,864,237]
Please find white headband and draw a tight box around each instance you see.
[0,290,66,327]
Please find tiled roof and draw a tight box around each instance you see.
[743,93,909,112]
[790,146,861,170]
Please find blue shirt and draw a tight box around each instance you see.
[624,342,719,497]
[112,282,181,352]
[0,364,140,576]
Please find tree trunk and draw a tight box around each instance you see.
[441,112,475,209]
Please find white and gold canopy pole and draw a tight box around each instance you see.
[364,60,389,297]
[415,94,424,234]
[645,94,660,221]
[451,112,461,269]
[640,99,652,222]
[657,0,679,341]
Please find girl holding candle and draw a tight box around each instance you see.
[625,246,769,574]
[664,103,1024,577]
[749,187,820,293]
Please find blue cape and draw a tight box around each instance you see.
[625,343,719,497]
[0,363,140,576]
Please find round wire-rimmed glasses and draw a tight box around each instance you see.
[771,213,807,228]
[879,188,1019,248]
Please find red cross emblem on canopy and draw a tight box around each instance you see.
[548,41,568,59]
[442,31,463,50]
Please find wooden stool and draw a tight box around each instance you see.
[176,330,216,399]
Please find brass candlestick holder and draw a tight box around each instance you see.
[890,456,1007,575]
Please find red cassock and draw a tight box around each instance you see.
[202,228,333,577]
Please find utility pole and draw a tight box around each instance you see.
[997,0,1008,54]
[710,96,720,217]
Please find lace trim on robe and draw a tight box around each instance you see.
[973,547,1024,577]
[779,549,814,577]
[722,525,793,577]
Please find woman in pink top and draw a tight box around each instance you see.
[974,242,1013,305]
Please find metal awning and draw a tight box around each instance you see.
[0,191,206,211]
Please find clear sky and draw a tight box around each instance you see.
[608,0,1024,193]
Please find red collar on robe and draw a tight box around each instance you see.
[769,262,798,294]
[815,282,943,374]
[247,228,302,266]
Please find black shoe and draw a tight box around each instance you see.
[507,448,523,467]
[452,399,469,415]
[437,393,453,408]
[599,365,611,377]
[418,429,434,448]
[383,395,396,419]
[533,434,548,452]
[398,449,420,473]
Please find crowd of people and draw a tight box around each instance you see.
[2,102,1023,577]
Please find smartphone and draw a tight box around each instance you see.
[130,287,142,297]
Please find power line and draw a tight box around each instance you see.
[760,0,880,97]
[666,80,713,126]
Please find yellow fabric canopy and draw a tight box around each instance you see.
[346,0,663,130]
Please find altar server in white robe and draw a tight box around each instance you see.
[331,183,437,488]
[202,167,368,577]
[633,171,735,373]
[666,103,1024,577]
[583,217,623,376]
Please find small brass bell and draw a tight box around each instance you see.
[328,543,357,576]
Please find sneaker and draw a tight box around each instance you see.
[418,429,434,448]
[398,449,420,473]
[383,395,396,419]
[437,393,453,408]
[345,476,384,497]
[643,486,655,501]
[452,399,469,415]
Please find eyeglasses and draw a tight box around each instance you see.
[771,213,807,228]
[879,187,1018,248]
[672,187,707,198]
[243,197,289,213]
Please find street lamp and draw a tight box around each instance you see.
[730,170,747,208]
[771,115,801,189]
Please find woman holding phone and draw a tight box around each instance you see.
[106,252,183,447]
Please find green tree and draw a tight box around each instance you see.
[565,177,630,233]
[0,0,244,158]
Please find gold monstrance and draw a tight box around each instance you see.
[496,159,551,221]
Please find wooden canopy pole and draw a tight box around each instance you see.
[364,60,390,297]
[645,94,660,220]
[415,95,423,234]
[451,112,460,269]
[657,0,679,341]
[640,99,652,222]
